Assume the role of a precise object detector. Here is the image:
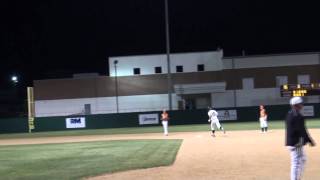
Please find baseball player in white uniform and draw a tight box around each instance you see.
[161,109,169,136]
[259,105,268,133]
[208,106,225,137]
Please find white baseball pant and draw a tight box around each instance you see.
[162,121,168,135]
[259,117,268,128]
[210,119,221,131]
[288,146,306,180]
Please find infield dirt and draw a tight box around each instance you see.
[0,130,319,180]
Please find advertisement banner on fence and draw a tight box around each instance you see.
[139,114,159,125]
[302,106,314,117]
[217,110,237,121]
[66,117,86,128]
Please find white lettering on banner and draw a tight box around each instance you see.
[139,114,159,125]
[302,106,314,117]
[66,117,86,128]
[217,110,237,121]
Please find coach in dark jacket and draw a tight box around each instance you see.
[285,96,315,180]
[285,108,313,146]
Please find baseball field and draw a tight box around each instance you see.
[0,120,319,180]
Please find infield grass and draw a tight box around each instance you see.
[0,119,318,139]
[0,139,182,180]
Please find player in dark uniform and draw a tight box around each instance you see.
[285,97,315,180]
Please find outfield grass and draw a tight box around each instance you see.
[0,119,318,139]
[0,139,182,180]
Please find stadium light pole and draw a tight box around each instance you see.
[114,60,119,113]
[164,0,172,111]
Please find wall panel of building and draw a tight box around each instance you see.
[235,88,285,107]
[109,51,223,76]
[35,94,178,117]
[211,91,235,108]
[34,64,320,101]
[34,52,320,117]
[232,53,319,69]
[212,88,320,108]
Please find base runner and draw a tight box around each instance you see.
[259,105,268,133]
[208,106,225,137]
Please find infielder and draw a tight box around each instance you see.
[285,97,315,180]
[161,109,169,136]
[208,106,225,137]
[259,105,268,133]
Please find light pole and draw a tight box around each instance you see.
[10,75,19,117]
[114,60,119,113]
[164,0,172,110]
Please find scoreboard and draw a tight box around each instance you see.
[280,83,320,97]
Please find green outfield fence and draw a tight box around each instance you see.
[0,118,28,133]
[0,103,319,133]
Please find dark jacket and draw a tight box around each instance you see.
[285,109,312,146]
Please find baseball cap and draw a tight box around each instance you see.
[290,97,303,105]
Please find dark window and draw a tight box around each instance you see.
[133,68,140,75]
[176,66,183,72]
[155,67,162,74]
[197,64,205,71]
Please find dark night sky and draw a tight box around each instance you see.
[1,0,320,88]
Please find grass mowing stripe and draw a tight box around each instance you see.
[0,119,319,139]
[0,139,182,180]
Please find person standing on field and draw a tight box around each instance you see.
[208,106,225,137]
[259,105,268,133]
[286,97,315,180]
[161,109,169,136]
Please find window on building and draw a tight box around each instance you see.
[133,68,140,75]
[197,64,205,71]
[242,78,254,89]
[155,67,162,74]
[176,66,183,73]
[276,76,288,87]
[298,74,310,84]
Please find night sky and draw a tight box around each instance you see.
[2,0,320,88]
